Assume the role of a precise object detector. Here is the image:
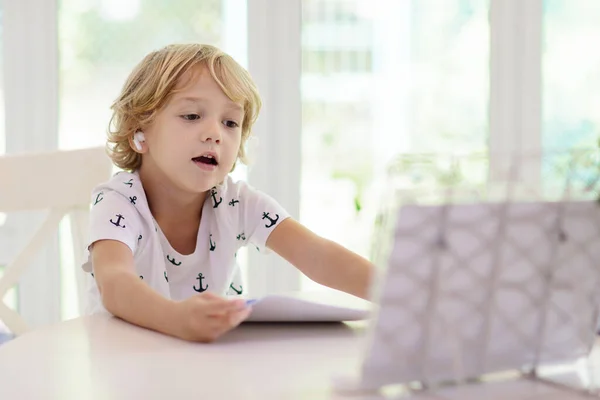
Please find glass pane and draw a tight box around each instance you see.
[58,0,250,150]
[300,0,489,290]
[58,0,248,317]
[0,0,15,326]
[542,0,600,183]
[0,1,4,156]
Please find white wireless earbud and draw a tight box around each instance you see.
[133,131,146,151]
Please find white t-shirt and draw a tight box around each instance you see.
[81,171,290,314]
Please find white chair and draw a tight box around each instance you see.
[0,147,113,335]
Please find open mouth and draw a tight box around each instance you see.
[192,155,218,166]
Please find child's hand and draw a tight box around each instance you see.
[174,292,251,342]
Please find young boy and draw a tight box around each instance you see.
[82,43,374,343]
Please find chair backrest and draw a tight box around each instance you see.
[0,147,112,212]
[0,147,113,335]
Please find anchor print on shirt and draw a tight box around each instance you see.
[93,192,104,206]
[166,255,182,266]
[210,187,222,208]
[129,196,137,205]
[229,283,243,295]
[193,273,208,292]
[228,198,240,207]
[236,232,246,241]
[209,234,216,251]
[109,214,126,228]
[164,271,168,282]
[262,212,279,228]
[123,179,133,188]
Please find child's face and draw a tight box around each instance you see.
[141,66,244,194]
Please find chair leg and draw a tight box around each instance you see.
[69,208,90,316]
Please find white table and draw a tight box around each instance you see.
[0,314,597,400]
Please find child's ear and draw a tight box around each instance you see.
[131,131,147,153]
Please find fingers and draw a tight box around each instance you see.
[207,307,252,337]
[229,306,252,326]
[203,297,247,317]
[182,294,252,342]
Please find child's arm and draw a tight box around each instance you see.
[265,219,375,299]
[92,240,249,342]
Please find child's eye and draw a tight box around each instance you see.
[181,114,201,121]
[224,120,239,128]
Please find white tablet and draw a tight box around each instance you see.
[358,200,600,389]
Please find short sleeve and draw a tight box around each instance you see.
[86,189,143,258]
[239,182,290,253]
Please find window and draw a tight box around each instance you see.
[0,2,17,316]
[3,0,598,317]
[542,0,600,184]
[300,0,489,290]
[0,2,4,156]
[58,0,239,150]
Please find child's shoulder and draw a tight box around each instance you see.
[90,170,150,217]
[215,175,266,205]
[92,171,141,194]
[107,170,140,188]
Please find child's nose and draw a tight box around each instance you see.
[200,119,221,144]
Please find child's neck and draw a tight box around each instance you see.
[138,167,207,255]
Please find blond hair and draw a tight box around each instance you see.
[107,43,261,171]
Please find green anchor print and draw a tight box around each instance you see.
[129,196,137,205]
[124,179,133,188]
[138,234,142,241]
[228,198,240,207]
[210,188,222,208]
[193,273,208,292]
[229,283,243,295]
[261,212,279,228]
[236,232,246,241]
[94,192,104,205]
[209,234,216,251]
[164,271,168,282]
[166,255,182,266]
[109,214,126,228]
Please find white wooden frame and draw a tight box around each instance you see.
[489,0,543,184]
[0,147,112,335]
[246,0,303,296]
[0,0,61,328]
